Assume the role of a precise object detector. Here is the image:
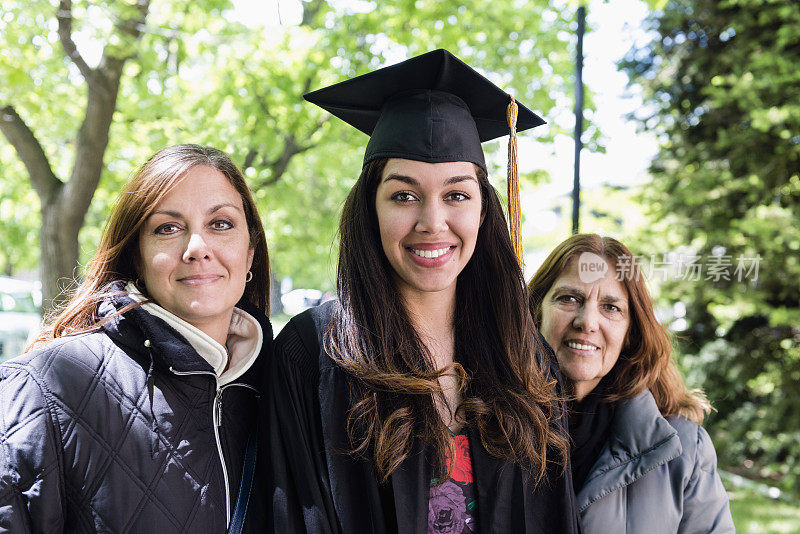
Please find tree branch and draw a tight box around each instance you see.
[301,0,326,27]
[0,105,61,202]
[114,0,152,43]
[255,89,273,120]
[300,72,330,132]
[57,0,95,84]
[62,0,152,226]
[302,74,315,95]
[260,133,318,186]
[312,115,328,133]
[97,0,151,67]
[243,67,330,181]
[243,149,258,170]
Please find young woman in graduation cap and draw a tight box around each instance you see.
[269,50,580,533]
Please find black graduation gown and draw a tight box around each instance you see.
[268,301,581,533]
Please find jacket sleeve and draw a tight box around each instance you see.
[678,424,735,534]
[0,363,65,533]
[269,320,338,534]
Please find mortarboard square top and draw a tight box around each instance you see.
[303,49,545,171]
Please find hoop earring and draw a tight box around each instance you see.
[245,271,253,282]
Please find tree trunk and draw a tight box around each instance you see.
[0,1,149,315]
[39,198,83,311]
[36,60,124,312]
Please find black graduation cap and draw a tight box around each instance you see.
[304,48,542,264]
[303,48,545,172]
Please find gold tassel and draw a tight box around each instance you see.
[507,96,524,266]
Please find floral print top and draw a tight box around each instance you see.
[428,430,477,533]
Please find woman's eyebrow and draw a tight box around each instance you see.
[552,285,585,298]
[383,174,477,186]
[150,203,242,219]
[151,209,182,218]
[382,173,419,186]
[444,175,478,186]
[207,202,243,215]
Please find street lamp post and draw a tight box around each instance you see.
[573,4,586,235]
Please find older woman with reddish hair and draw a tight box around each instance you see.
[529,234,734,533]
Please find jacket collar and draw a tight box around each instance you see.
[99,282,270,389]
[576,389,682,511]
[125,283,263,385]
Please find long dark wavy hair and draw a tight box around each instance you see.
[528,234,710,423]
[326,157,569,484]
[33,144,270,347]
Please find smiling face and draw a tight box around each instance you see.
[137,165,254,343]
[539,256,630,400]
[374,158,483,301]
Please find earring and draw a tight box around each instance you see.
[245,271,253,282]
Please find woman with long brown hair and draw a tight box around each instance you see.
[528,233,733,532]
[269,50,579,533]
[0,144,271,532]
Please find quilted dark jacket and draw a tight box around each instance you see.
[0,288,272,533]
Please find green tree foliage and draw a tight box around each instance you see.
[623,0,800,491]
[0,150,39,276]
[2,0,590,310]
[1,0,190,310]
[179,0,588,292]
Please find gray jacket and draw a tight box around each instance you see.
[577,389,735,533]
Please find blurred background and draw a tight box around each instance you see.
[1,0,798,530]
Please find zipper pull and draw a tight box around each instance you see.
[215,390,223,428]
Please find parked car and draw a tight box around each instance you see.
[280,288,324,316]
[0,277,41,362]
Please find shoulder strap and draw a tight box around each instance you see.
[227,425,258,534]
